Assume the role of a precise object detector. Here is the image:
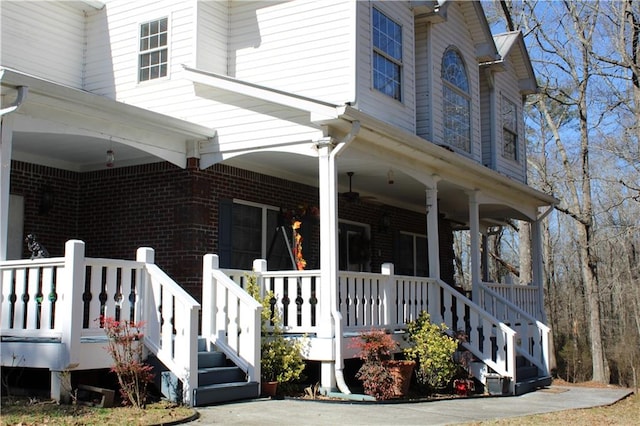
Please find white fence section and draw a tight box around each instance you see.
[219,261,521,393]
[483,282,541,320]
[478,282,550,378]
[0,240,200,405]
[202,255,262,385]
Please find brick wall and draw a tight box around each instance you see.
[10,159,456,300]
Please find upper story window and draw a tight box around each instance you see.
[442,48,471,152]
[139,18,168,82]
[502,97,518,161]
[372,8,402,101]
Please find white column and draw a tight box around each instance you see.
[426,185,440,280]
[531,219,546,322]
[0,116,13,261]
[316,138,338,391]
[468,191,481,301]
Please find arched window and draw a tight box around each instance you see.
[442,49,470,152]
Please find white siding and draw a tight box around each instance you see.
[228,0,355,104]
[479,74,493,167]
[0,1,86,88]
[195,0,228,74]
[494,57,526,183]
[424,2,482,162]
[84,0,197,106]
[354,0,416,134]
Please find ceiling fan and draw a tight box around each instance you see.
[341,172,379,204]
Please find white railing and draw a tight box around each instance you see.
[202,255,262,385]
[137,247,200,405]
[478,282,550,377]
[218,261,519,393]
[483,282,541,320]
[0,240,200,405]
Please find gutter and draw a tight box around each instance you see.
[0,86,28,117]
[329,120,360,395]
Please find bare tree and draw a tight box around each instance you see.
[520,0,610,383]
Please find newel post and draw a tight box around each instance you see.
[136,247,159,341]
[52,240,85,403]
[201,253,218,346]
[381,263,395,327]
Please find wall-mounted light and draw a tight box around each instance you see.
[387,168,395,185]
[106,149,115,168]
[379,211,391,233]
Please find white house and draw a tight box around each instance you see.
[0,0,557,406]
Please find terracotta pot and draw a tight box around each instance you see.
[261,381,278,397]
[384,360,415,397]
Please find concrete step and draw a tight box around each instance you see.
[192,381,260,407]
[198,366,246,386]
[515,375,552,395]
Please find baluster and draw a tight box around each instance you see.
[300,276,311,329]
[40,266,55,330]
[0,269,15,328]
[26,267,39,329]
[13,268,27,329]
[88,265,102,324]
[103,266,117,320]
[228,293,239,350]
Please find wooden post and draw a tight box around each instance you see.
[381,263,395,327]
[201,253,218,348]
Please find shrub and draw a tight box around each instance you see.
[246,275,305,385]
[403,311,458,392]
[351,329,397,400]
[101,316,154,408]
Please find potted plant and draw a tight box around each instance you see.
[352,329,415,400]
[403,311,458,395]
[246,275,305,396]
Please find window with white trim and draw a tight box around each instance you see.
[372,7,402,101]
[397,232,428,277]
[502,97,518,161]
[442,48,471,152]
[226,201,291,270]
[139,17,168,82]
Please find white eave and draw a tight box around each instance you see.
[1,67,214,140]
[182,65,341,121]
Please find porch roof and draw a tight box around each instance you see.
[183,66,558,223]
[1,67,216,171]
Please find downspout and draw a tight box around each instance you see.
[329,120,360,395]
[0,86,29,117]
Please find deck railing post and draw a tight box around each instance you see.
[381,263,395,327]
[202,254,218,350]
[137,247,157,338]
[52,240,85,402]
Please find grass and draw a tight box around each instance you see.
[0,398,196,426]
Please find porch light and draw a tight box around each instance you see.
[106,149,115,168]
[387,168,395,184]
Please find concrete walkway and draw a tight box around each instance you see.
[187,386,632,425]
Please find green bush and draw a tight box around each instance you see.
[246,275,305,384]
[403,311,458,392]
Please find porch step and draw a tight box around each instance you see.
[150,337,260,406]
[515,375,552,396]
[192,381,260,406]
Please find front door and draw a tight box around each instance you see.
[338,221,370,272]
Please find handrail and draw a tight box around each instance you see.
[202,254,262,384]
[478,282,550,376]
[136,247,200,406]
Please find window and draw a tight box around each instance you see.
[219,200,291,270]
[139,18,168,82]
[397,232,428,277]
[502,97,518,161]
[442,49,471,152]
[372,8,402,101]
